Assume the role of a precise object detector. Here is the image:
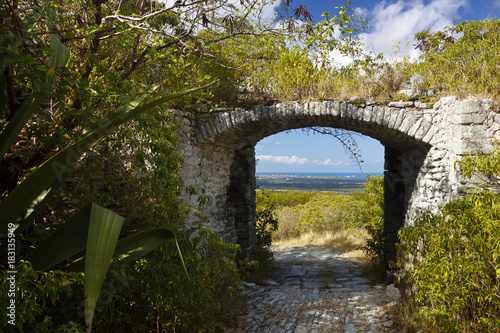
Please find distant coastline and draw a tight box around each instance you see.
[256,172,384,180]
[256,172,383,192]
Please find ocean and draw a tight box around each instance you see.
[256,172,384,180]
[255,172,384,191]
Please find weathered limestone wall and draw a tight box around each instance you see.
[173,111,238,243]
[407,97,498,222]
[172,96,498,263]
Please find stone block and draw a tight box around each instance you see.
[408,118,423,137]
[329,101,341,118]
[385,242,397,254]
[320,101,330,117]
[375,106,385,124]
[383,108,392,127]
[414,122,431,141]
[459,126,490,139]
[394,110,405,129]
[415,101,432,109]
[398,89,420,100]
[398,116,414,134]
[363,106,372,123]
[388,101,414,108]
[388,110,399,129]
[386,284,402,303]
[310,102,322,116]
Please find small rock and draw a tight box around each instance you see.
[287,266,307,278]
[307,269,322,276]
[421,88,437,97]
[328,283,343,288]
[345,323,356,333]
[383,320,393,327]
[386,301,399,308]
[388,101,414,108]
[345,277,370,284]
[398,89,420,100]
[386,284,401,303]
[366,98,376,105]
[303,281,323,288]
[415,101,433,109]
[241,281,258,290]
[262,279,280,286]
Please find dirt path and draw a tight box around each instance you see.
[228,246,400,333]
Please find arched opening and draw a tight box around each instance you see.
[187,101,437,267]
[226,128,429,266]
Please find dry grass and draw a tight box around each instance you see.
[272,228,371,264]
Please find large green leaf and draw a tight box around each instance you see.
[0,83,209,249]
[113,228,189,280]
[0,65,9,119]
[23,203,94,271]
[63,228,183,272]
[113,229,174,263]
[48,33,70,70]
[84,203,124,333]
[46,4,70,70]
[0,95,44,159]
[22,201,185,331]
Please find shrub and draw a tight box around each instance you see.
[397,149,500,332]
[414,19,500,97]
[256,177,385,249]
[354,175,385,262]
[0,227,242,332]
[250,202,279,280]
[0,261,85,332]
[92,226,242,332]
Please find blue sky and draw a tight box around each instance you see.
[255,0,499,174]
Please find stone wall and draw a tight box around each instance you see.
[173,96,497,264]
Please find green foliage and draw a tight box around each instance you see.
[270,191,360,240]
[354,176,385,262]
[398,152,500,332]
[414,19,500,97]
[91,226,242,332]
[0,261,85,332]
[456,141,500,182]
[244,39,327,102]
[0,0,378,331]
[256,176,384,248]
[256,190,316,209]
[0,3,204,331]
[0,58,201,332]
[250,190,279,280]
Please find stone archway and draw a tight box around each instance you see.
[173,97,497,265]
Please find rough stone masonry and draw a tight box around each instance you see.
[172,96,499,265]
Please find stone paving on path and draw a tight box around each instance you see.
[228,246,400,333]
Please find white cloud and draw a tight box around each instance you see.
[359,0,467,59]
[257,155,345,166]
[257,155,309,165]
[312,158,344,166]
